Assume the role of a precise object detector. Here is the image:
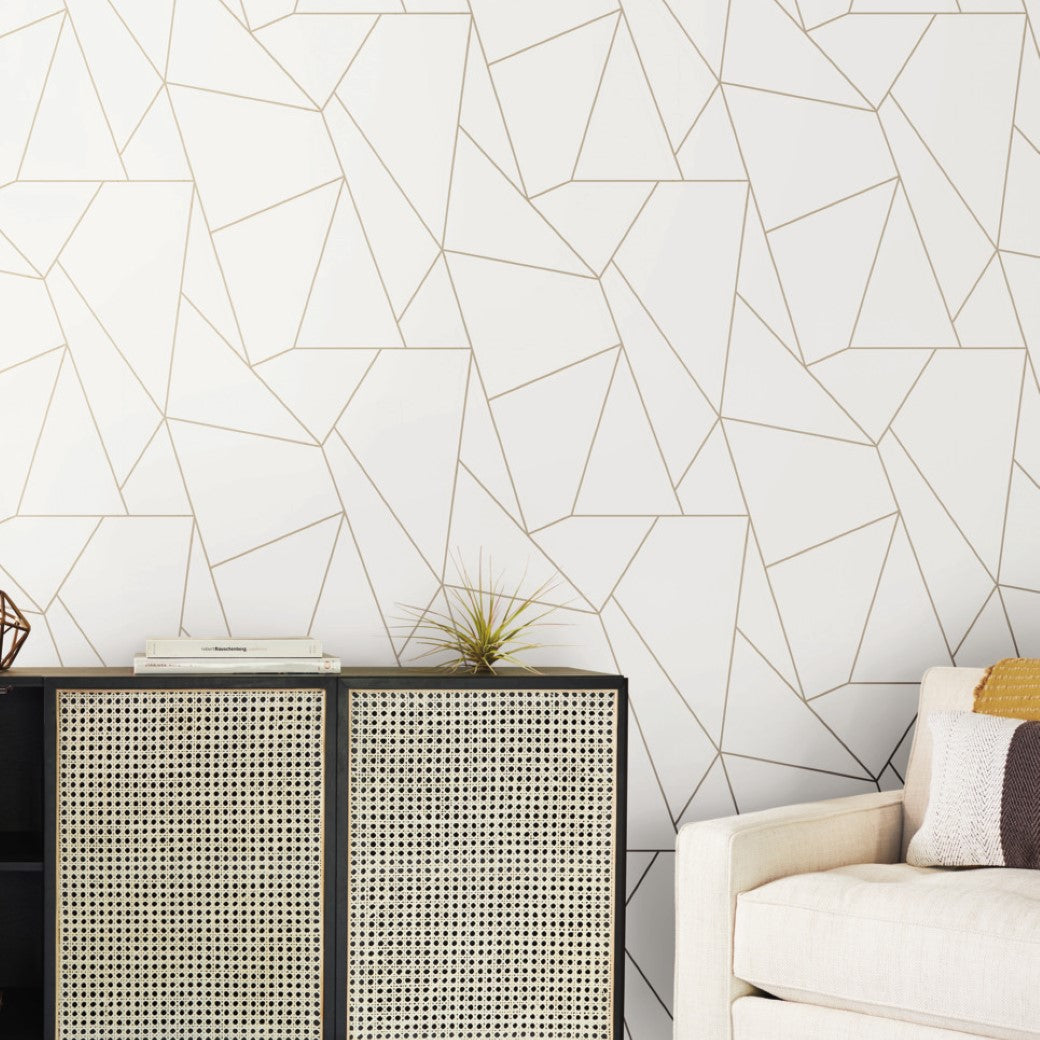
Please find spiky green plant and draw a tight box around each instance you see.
[398,556,565,674]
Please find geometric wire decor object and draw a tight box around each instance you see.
[55,688,326,1040]
[345,687,620,1040]
[0,589,31,670]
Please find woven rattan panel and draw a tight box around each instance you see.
[56,688,325,1040]
[346,687,619,1040]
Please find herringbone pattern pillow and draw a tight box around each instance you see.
[907,711,1040,869]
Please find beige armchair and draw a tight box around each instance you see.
[674,667,1040,1040]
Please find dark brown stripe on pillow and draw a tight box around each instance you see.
[1000,720,1040,869]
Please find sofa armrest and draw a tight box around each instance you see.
[674,789,904,1040]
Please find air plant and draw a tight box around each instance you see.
[397,555,566,674]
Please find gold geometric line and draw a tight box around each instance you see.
[117,85,165,158]
[997,22,1030,245]
[763,509,898,569]
[716,183,751,417]
[886,93,995,252]
[950,251,997,323]
[716,92,806,363]
[166,78,319,113]
[330,93,441,244]
[888,426,997,581]
[176,295,319,445]
[55,592,108,665]
[611,595,722,754]
[735,624,800,699]
[591,182,657,276]
[208,175,341,234]
[568,11,621,183]
[102,0,164,80]
[390,247,441,326]
[624,949,673,1019]
[485,342,619,402]
[842,179,898,352]
[442,245,598,281]
[457,126,595,276]
[660,0,726,75]
[720,78,874,114]
[291,179,343,349]
[722,750,878,783]
[673,418,720,490]
[319,110,407,340]
[844,512,898,682]
[42,181,104,278]
[715,520,750,746]
[994,357,1028,580]
[332,427,442,579]
[167,413,317,448]
[462,16,531,199]
[773,0,874,109]
[950,585,998,660]
[620,698,679,835]
[162,434,235,637]
[210,510,341,568]
[0,8,63,43]
[437,20,471,245]
[434,352,471,578]
[306,513,343,635]
[52,260,165,414]
[567,346,622,516]
[60,343,131,513]
[161,183,196,416]
[720,414,873,448]
[763,175,897,235]
[874,13,934,111]
[116,419,164,492]
[672,754,725,828]
[616,8,685,176]
[873,347,934,445]
[176,516,197,637]
[872,438,953,660]
[674,82,722,157]
[594,516,658,611]
[0,342,64,379]
[62,11,130,175]
[624,849,660,907]
[998,585,1024,658]
[608,261,720,410]
[485,9,620,66]
[40,516,103,616]
[13,12,65,183]
[318,349,379,446]
[318,452,400,665]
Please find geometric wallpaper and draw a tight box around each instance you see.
[2,1,1040,1036]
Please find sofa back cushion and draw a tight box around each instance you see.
[902,666,984,858]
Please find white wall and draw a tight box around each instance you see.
[2,1,1039,1034]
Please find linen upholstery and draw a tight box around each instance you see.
[734,862,1040,1040]
[733,997,993,1040]
[674,790,903,1040]
[901,666,982,857]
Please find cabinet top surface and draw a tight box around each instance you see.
[1,665,623,681]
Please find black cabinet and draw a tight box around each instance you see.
[0,678,45,1039]
[0,668,625,1040]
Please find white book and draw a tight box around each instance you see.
[145,637,322,659]
[134,653,340,675]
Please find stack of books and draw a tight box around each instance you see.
[133,638,341,675]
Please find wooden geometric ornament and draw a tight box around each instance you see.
[0,590,30,670]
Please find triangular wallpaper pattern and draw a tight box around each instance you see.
[2,1,1039,1033]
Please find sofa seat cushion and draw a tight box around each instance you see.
[734,862,1040,1040]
